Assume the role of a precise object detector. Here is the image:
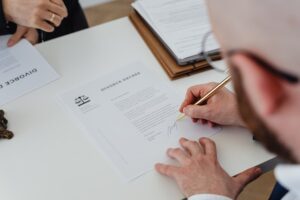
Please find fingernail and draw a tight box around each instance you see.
[154,164,161,171]
[167,148,172,154]
[183,107,190,115]
[180,137,187,142]
[7,40,14,47]
[255,168,262,173]
[183,108,186,112]
[48,27,55,32]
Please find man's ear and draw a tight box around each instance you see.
[231,54,285,117]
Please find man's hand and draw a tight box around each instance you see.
[155,138,262,199]
[7,26,39,47]
[3,0,68,32]
[180,83,245,127]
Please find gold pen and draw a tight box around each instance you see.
[177,76,232,121]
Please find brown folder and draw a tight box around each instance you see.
[129,11,220,80]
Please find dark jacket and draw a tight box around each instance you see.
[0,0,16,35]
[41,0,88,41]
[0,0,88,41]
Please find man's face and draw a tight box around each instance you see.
[231,65,297,163]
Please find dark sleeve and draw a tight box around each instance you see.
[0,0,7,32]
[42,0,88,41]
[0,0,16,35]
[65,0,89,32]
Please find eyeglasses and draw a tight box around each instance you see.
[201,31,227,73]
[201,31,299,84]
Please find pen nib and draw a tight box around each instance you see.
[176,113,185,121]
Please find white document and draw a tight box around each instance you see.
[132,0,219,60]
[0,36,59,105]
[60,62,220,181]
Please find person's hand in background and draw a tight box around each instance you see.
[155,138,262,199]
[179,83,245,127]
[7,25,39,47]
[2,0,68,32]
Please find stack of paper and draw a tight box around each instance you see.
[0,36,59,106]
[132,0,219,60]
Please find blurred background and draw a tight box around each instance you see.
[81,0,133,26]
[79,0,111,8]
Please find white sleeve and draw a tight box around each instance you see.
[188,194,232,200]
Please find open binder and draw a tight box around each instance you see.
[129,11,221,80]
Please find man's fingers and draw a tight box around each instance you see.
[179,84,207,112]
[207,121,215,128]
[199,138,217,157]
[25,29,39,45]
[36,20,55,32]
[42,11,63,27]
[183,105,211,120]
[47,1,68,18]
[167,148,190,164]
[179,83,219,113]
[200,119,207,124]
[179,92,196,112]
[7,27,27,47]
[180,138,203,155]
[51,0,65,7]
[155,163,179,178]
[192,118,199,123]
[233,167,262,188]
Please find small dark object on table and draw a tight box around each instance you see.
[0,110,14,139]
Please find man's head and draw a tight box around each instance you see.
[206,0,300,162]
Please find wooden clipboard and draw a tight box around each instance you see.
[129,11,220,80]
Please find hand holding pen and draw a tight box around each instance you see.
[177,77,245,127]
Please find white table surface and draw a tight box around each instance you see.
[0,18,275,200]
